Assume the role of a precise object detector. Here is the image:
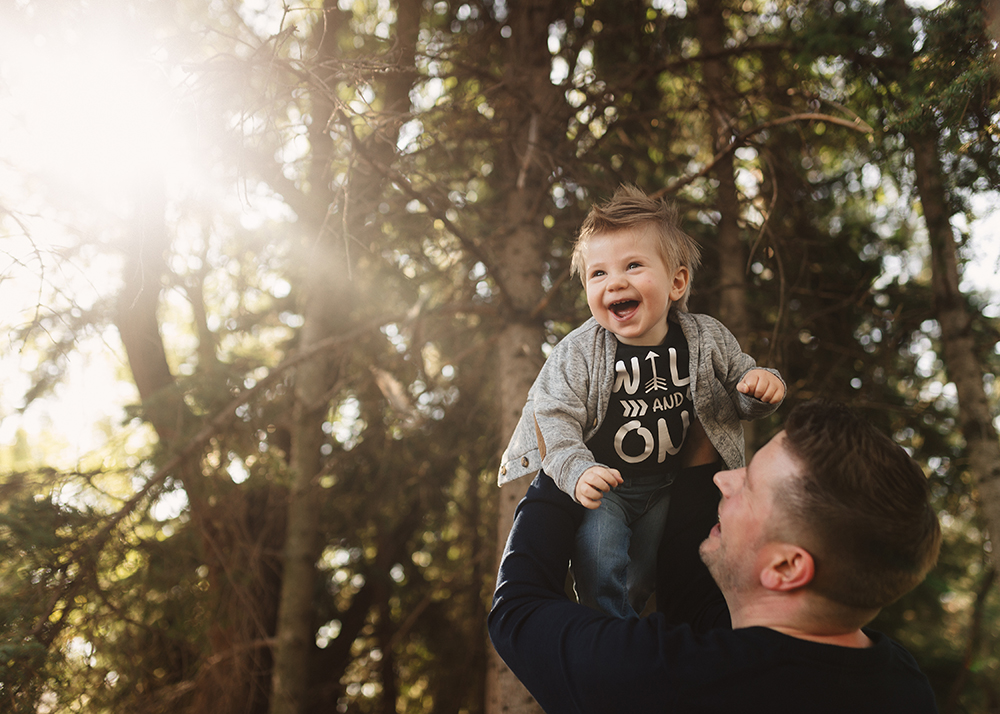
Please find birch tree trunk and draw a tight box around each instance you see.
[909,130,1000,575]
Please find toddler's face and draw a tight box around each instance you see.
[583,228,687,346]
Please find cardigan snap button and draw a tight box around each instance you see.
[521,457,530,467]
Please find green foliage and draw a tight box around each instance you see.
[0,479,94,711]
[1,0,998,712]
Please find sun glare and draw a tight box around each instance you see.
[0,11,194,210]
[0,6,198,464]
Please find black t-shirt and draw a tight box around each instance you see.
[586,326,693,476]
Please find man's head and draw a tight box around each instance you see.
[571,185,701,312]
[777,401,941,611]
[701,401,941,628]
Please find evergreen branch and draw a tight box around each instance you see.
[943,566,996,714]
[654,112,874,198]
[345,124,509,301]
[27,313,410,649]
[529,266,572,320]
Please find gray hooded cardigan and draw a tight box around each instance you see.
[497,311,783,503]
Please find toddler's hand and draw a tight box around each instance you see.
[575,466,623,509]
[737,369,785,404]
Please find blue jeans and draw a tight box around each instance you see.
[572,471,675,618]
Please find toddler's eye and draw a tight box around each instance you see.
[627,262,642,270]
[590,269,606,279]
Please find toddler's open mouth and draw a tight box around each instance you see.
[610,299,639,317]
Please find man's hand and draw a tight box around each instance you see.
[737,369,785,404]
[574,466,623,509]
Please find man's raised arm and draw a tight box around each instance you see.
[488,474,670,714]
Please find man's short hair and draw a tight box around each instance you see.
[571,185,702,312]
[779,401,941,611]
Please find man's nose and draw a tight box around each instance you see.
[713,468,739,494]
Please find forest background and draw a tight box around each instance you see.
[0,0,998,713]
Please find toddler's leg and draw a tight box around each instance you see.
[625,483,672,615]
[572,491,634,618]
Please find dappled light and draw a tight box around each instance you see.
[0,0,998,713]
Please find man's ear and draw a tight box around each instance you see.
[759,544,815,592]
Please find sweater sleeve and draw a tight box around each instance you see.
[528,333,606,501]
[498,322,606,499]
[691,313,784,421]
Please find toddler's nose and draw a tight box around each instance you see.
[607,272,628,289]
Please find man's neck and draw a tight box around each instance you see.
[766,625,873,649]
[731,597,874,649]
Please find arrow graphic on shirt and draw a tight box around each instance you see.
[622,399,648,417]
[645,351,670,392]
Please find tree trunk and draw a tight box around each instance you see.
[693,0,759,454]
[485,3,565,713]
[268,8,342,706]
[487,321,545,714]
[118,178,281,714]
[116,178,189,445]
[909,130,1000,575]
[269,285,338,714]
[694,0,749,335]
[269,2,421,712]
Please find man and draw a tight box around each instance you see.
[489,401,941,713]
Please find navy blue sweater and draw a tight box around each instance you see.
[488,474,938,714]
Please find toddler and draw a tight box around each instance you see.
[498,185,784,618]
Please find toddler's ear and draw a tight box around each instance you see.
[669,266,690,301]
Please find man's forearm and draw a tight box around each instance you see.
[488,474,671,714]
[490,473,582,626]
[488,474,587,712]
